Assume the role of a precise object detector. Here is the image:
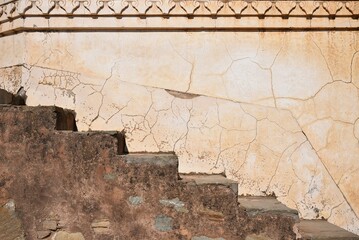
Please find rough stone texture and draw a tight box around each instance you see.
[180,174,239,196]
[245,234,272,240]
[53,231,85,240]
[238,197,299,217]
[296,220,359,240]
[0,105,304,239]
[37,230,51,239]
[0,204,24,240]
[239,197,299,240]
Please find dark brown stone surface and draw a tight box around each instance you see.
[0,89,26,105]
[0,104,354,240]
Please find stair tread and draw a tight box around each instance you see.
[296,220,359,239]
[179,174,238,194]
[122,153,178,166]
[0,105,76,131]
[238,196,298,216]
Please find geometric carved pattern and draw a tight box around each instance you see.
[0,0,358,33]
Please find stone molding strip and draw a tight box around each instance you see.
[0,0,358,35]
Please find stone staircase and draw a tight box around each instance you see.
[0,91,358,240]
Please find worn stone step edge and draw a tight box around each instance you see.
[79,130,126,154]
[179,174,238,195]
[238,196,299,220]
[295,220,359,240]
[120,153,178,167]
[0,105,77,131]
[0,88,25,105]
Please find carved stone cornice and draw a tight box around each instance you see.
[0,0,358,35]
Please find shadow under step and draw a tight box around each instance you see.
[296,220,359,240]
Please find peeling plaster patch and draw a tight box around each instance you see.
[0,65,23,94]
[165,89,199,99]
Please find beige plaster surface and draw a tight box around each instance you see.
[0,31,358,234]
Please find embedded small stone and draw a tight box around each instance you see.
[57,220,66,229]
[192,236,225,240]
[37,230,51,239]
[4,199,15,213]
[103,173,117,181]
[0,205,24,240]
[91,219,111,234]
[155,215,173,232]
[198,208,224,222]
[42,220,57,230]
[128,196,143,205]
[159,198,189,213]
[53,231,85,240]
[91,219,110,228]
[245,234,272,240]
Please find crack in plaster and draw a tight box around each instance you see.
[311,34,335,83]
[350,50,359,85]
[265,141,299,194]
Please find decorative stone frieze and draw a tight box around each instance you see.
[0,0,358,35]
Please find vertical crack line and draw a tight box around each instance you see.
[311,34,335,82]
[185,62,195,93]
[265,141,298,194]
[268,35,284,109]
[289,141,308,183]
[88,62,116,129]
[350,50,359,84]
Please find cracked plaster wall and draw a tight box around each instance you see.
[0,31,359,234]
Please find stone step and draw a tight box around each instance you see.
[176,174,244,239]
[238,196,298,219]
[2,104,355,239]
[72,131,126,155]
[295,220,359,240]
[0,105,76,133]
[179,174,238,195]
[238,196,299,240]
[0,88,25,105]
[117,153,179,183]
